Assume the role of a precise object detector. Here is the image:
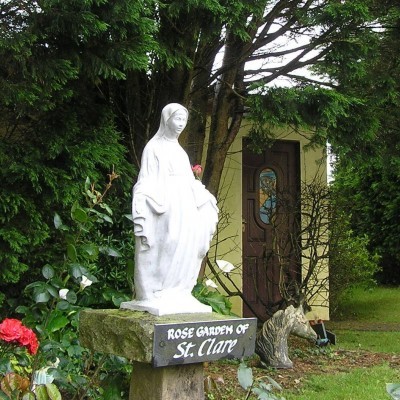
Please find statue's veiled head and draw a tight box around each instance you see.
[155,103,189,139]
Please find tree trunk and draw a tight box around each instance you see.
[202,31,246,195]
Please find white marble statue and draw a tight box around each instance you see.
[120,103,219,316]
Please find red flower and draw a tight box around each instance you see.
[0,319,23,342]
[0,318,39,355]
[192,164,202,177]
[26,337,39,355]
[19,327,39,355]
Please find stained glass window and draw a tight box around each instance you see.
[259,168,276,224]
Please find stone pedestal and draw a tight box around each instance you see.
[79,309,256,400]
[130,362,203,400]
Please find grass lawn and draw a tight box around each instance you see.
[284,364,400,400]
[333,286,400,323]
[206,286,400,400]
[327,285,400,354]
[334,330,400,353]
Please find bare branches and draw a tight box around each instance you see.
[247,42,312,63]
[206,174,332,318]
[273,177,331,310]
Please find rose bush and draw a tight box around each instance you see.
[5,176,133,399]
[0,319,61,399]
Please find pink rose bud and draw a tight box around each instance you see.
[192,164,202,177]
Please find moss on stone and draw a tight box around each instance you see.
[79,309,237,363]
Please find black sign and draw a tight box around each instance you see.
[152,317,257,367]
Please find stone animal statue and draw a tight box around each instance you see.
[255,304,317,369]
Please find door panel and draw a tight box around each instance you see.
[242,140,300,321]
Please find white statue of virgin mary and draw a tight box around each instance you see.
[120,103,219,316]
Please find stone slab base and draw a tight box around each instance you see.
[130,362,203,400]
[79,308,237,363]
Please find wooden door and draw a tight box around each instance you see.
[242,140,300,321]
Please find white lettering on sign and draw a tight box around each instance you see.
[236,323,249,335]
[173,341,196,358]
[153,319,257,367]
[167,327,195,340]
[195,324,234,337]
[168,322,251,360]
[197,338,238,356]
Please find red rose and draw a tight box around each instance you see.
[19,327,39,355]
[0,319,39,355]
[0,319,23,342]
[26,334,39,355]
[192,164,202,177]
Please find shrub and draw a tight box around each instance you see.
[329,205,380,316]
[2,176,134,399]
[0,111,134,307]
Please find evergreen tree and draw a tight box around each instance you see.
[331,2,400,282]
[0,0,157,300]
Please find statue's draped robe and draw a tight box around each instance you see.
[132,135,218,301]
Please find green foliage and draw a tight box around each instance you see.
[329,228,379,296]
[6,179,133,399]
[329,193,380,313]
[325,4,400,282]
[333,156,400,283]
[245,4,399,282]
[192,282,233,315]
[237,361,285,400]
[0,372,62,400]
[0,118,133,305]
[14,259,131,398]
[0,0,149,303]
[244,1,384,159]
[247,85,371,154]
[0,0,157,90]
